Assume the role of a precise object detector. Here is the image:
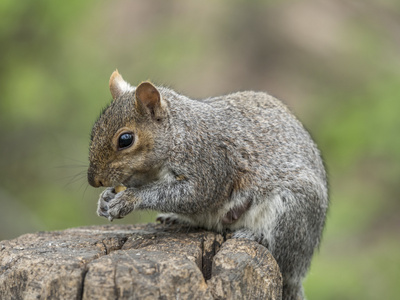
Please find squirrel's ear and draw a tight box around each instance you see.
[109,70,133,100]
[135,81,164,118]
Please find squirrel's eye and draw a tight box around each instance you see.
[118,133,134,149]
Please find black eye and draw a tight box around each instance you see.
[118,132,134,149]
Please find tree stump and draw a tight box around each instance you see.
[0,223,282,299]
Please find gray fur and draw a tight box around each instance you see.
[88,79,328,300]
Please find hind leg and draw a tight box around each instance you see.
[156,213,182,225]
[155,213,197,226]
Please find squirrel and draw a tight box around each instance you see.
[87,70,329,300]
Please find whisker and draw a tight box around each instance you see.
[60,157,88,164]
[81,183,90,200]
[62,171,87,188]
[54,164,88,169]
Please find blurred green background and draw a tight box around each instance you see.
[1,0,399,299]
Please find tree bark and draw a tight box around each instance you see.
[0,223,282,299]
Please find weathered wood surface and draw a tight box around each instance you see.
[0,223,282,299]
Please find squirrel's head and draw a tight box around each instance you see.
[87,70,168,189]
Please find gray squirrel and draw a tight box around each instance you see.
[87,70,329,300]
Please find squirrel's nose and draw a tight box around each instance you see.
[87,169,103,187]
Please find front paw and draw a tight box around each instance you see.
[97,187,116,218]
[97,188,137,221]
